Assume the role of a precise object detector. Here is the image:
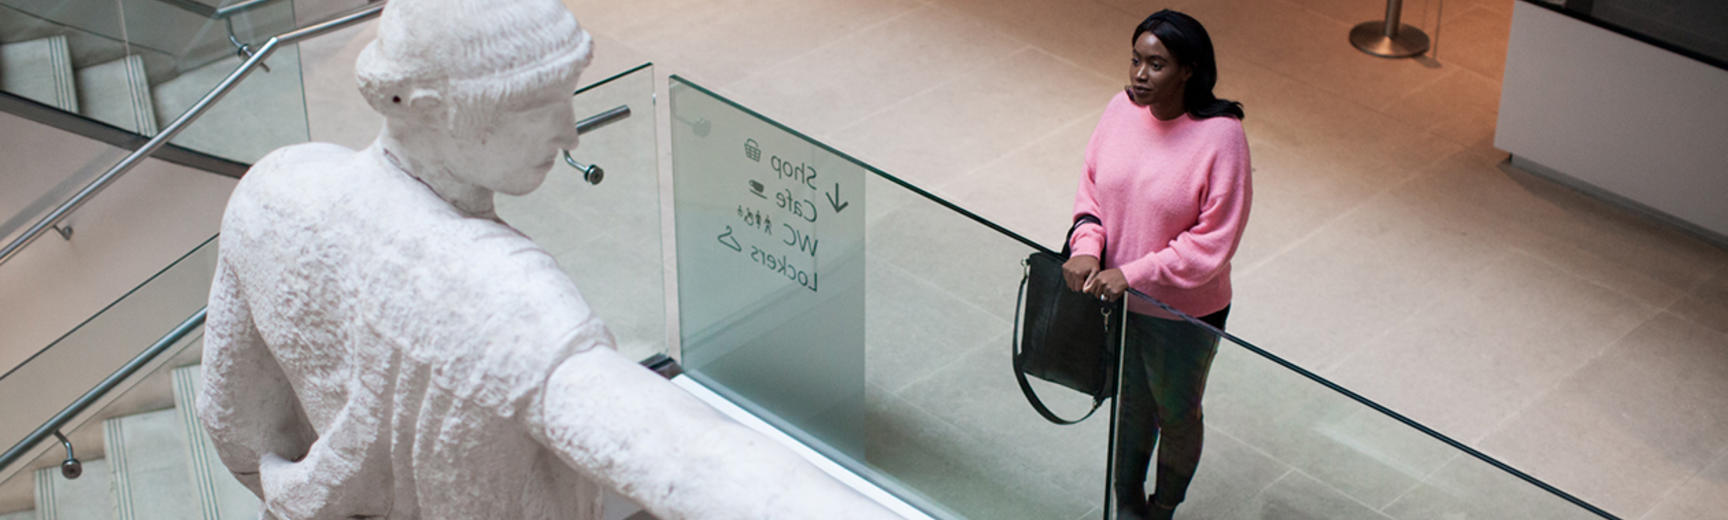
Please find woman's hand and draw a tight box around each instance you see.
[1062,255,1100,292]
[1084,268,1129,301]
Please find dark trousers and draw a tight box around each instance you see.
[1112,307,1227,516]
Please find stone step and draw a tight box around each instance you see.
[0,35,78,112]
[74,55,159,136]
[171,365,261,520]
[32,458,110,520]
[102,409,200,520]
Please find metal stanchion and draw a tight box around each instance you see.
[1350,0,1430,58]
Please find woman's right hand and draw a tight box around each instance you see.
[1062,255,1100,293]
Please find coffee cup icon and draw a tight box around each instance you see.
[744,139,762,162]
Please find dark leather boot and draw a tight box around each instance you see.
[1147,495,1176,520]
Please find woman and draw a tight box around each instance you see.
[1061,9,1250,520]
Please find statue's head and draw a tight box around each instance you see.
[355,0,593,196]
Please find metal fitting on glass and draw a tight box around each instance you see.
[227,32,271,72]
[563,151,604,185]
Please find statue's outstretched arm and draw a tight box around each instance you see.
[529,337,900,520]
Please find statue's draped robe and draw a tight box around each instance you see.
[202,143,894,519]
[203,142,607,518]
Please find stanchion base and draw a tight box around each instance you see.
[1349,22,1430,58]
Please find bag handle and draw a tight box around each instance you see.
[1059,214,1100,258]
[1011,215,1109,425]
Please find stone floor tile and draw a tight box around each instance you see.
[1428,6,1511,80]
[1227,175,1510,371]
[866,183,1044,313]
[1167,427,1292,519]
[1476,313,1728,518]
[1204,345,1460,510]
[1225,469,1394,519]
[1641,447,1728,520]
[832,47,1115,190]
[1670,264,1728,335]
[1327,251,1656,443]
[1375,67,1503,151]
[927,0,1142,78]
[722,4,1023,136]
[937,109,1102,252]
[895,341,1112,498]
[866,383,1101,519]
[1382,454,1606,520]
[565,0,922,87]
[864,257,1014,393]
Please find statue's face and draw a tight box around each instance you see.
[449,87,580,196]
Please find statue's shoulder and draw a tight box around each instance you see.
[224,142,383,233]
[236,142,367,194]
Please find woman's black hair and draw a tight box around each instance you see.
[1133,10,1244,120]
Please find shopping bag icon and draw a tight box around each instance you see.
[745,139,762,162]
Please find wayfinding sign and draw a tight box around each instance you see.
[670,77,866,456]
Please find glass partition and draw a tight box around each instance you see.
[1109,295,1613,519]
[497,63,666,363]
[142,0,308,164]
[671,75,1110,519]
[0,235,216,483]
[0,0,309,162]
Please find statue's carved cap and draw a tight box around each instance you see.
[355,0,593,110]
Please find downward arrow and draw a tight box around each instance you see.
[825,182,850,214]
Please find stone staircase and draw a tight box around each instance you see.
[0,365,261,520]
[1,34,153,136]
[0,29,308,165]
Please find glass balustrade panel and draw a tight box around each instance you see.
[1113,291,1610,519]
[497,63,667,363]
[671,74,1113,520]
[0,235,217,478]
[131,0,309,163]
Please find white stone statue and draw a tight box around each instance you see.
[198,0,899,518]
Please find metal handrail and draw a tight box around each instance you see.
[0,3,386,268]
[0,309,207,473]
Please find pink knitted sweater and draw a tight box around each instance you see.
[1070,92,1252,319]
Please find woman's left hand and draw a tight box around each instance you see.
[1083,268,1129,302]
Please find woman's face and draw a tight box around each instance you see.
[1127,32,1191,109]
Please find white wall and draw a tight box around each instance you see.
[0,110,235,376]
[1496,1,1728,241]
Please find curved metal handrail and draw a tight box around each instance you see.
[0,3,386,268]
[0,309,206,474]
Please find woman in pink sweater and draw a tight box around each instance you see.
[1061,9,1251,520]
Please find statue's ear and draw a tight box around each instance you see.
[404,88,444,114]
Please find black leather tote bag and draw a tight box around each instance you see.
[1013,215,1123,425]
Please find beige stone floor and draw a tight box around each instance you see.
[293,0,1728,518]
